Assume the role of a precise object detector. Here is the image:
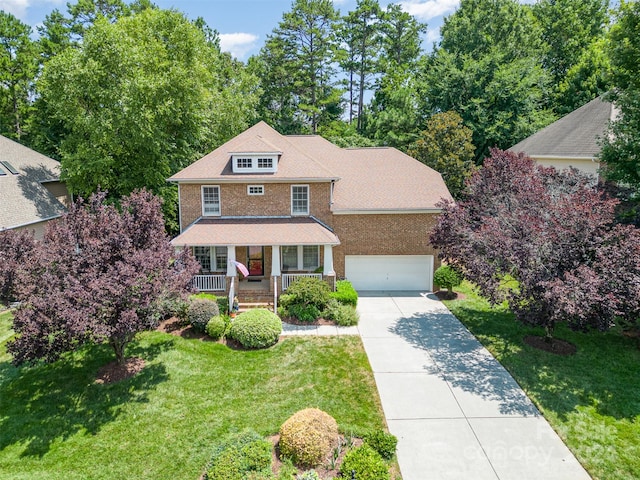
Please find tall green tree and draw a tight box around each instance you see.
[256,0,341,133]
[407,111,476,199]
[600,1,640,192]
[336,0,382,131]
[421,0,555,161]
[365,3,426,149]
[0,12,39,141]
[534,0,610,85]
[37,8,258,230]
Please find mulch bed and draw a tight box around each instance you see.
[435,290,466,301]
[95,357,145,384]
[523,335,577,355]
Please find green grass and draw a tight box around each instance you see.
[444,281,640,480]
[0,312,385,480]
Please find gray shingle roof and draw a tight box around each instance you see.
[0,135,67,230]
[509,96,616,158]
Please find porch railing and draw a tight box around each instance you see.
[193,274,226,292]
[282,273,323,291]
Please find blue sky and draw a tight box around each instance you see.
[0,0,536,60]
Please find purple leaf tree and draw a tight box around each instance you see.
[0,228,39,305]
[431,149,638,338]
[8,190,199,365]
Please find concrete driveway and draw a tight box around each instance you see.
[357,292,590,480]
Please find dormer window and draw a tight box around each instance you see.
[231,153,279,173]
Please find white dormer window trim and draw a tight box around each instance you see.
[231,153,278,173]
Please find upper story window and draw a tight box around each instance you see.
[231,154,278,173]
[236,158,252,169]
[202,185,220,216]
[257,158,273,169]
[248,185,264,195]
[291,185,309,215]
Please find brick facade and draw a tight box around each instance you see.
[332,213,441,278]
[179,182,332,230]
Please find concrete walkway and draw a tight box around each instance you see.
[357,292,590,480]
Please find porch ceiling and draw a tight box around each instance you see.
[171,217,340,247]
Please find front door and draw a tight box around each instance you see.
[247,246,264,276]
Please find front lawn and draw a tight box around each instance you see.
[444,282,640,480]
[0,313,384,479]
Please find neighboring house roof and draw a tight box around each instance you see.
[0,135,67,230]
[170,121,453,212]
[509,96,617,159]
[171,217,340,247]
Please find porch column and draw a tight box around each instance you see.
[226,245,236,277]
[323,244,335,276]
[271,245,281,276]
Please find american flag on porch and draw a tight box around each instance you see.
[234,261,250,277]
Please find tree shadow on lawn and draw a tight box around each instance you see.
[0,337,174,457]
[389,311,540,417]
[449,305,640,423]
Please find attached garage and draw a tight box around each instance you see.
[344,255,434,291]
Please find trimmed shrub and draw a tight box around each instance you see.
[330,280,358,307]
[216,296,229,314]
[363,430,397,460]
[206,315,227,340]
[285,277,331,310]
[278,293,296,309]
[434,265,463,292]
[205,429,272,480]
[279,408,339,468]
[187,298,220,333]
[339,444,389,480]
[288,303,321,323]
[228,309,282,349]
[323,299,359,326]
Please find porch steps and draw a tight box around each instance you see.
[238,302,274,313]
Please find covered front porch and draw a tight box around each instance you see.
[171,217,340,307]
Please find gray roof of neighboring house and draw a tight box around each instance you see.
[170,121,453,211]
[0,135,67,230]
[509,96,617,158]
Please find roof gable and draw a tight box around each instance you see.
[170,121,453,210]
[509,96,616,158]
[0,135,67,230]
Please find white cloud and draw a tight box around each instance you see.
[0,0,30,19]
[399,0,460,21]
[219,32,260,60]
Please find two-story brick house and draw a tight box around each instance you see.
[169,121,452,301]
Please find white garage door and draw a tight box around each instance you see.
[345,255,434,291]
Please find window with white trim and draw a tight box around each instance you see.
[291,185,309,215]
[257,158,273,169]
[247,185,264,195]
[192,246,227,272]
[193,246,211,272]
[281,245,320,271]
[236,158,252,169]
[202,186,220,216]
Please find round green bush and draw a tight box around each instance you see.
[339,444,389,480]
[187,298,220,332]
[206,315,227,340]
[228,309,282,349]
[285,277,331,310]
[279,408,339,468]
[297,471,320,480]
[434,264,463,292]
[363,429,397,460]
